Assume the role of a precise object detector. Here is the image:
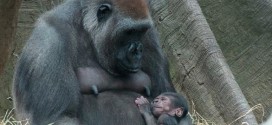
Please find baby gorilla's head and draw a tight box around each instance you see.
[151,92,188,121]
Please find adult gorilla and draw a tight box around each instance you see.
[13,0,177,124]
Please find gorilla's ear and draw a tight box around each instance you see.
[175,107,183,117]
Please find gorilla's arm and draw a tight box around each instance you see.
[179,115,193,125]
[141,28,176,97]
[135,96,157,125]
[13,8,81,124]
[142,113,157,125]
[158,114,179,125]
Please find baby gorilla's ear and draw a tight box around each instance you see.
[175,107,184,117]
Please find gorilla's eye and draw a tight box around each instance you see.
[97,4,112,22]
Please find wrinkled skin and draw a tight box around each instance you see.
[13,0,175,124]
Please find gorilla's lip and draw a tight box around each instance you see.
[153,106,162,109]
[118,62,140,73]
[152,104,162,108]
[152,106,163,111]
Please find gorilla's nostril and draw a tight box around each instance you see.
[128,43,143,55]
[127,29,137,35]
[128,43,136,53]
[136,43,143,53]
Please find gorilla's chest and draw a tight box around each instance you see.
[80,91,147,125]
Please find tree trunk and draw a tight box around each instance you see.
[198,0,272,122]
[0,0,21,118]
[150,0,258,124]
[0,0,21,116]
[0,0,21,74]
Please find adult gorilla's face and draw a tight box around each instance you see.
[81,0,153,75]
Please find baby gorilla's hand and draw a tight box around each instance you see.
[135,96,151,115]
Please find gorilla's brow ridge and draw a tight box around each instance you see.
[114,0,149,19]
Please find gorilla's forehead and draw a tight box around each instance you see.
[113,0,149,19]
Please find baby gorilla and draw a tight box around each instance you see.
[135,92,189,125]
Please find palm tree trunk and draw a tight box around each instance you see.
[150,0,258,124]
[198,0,272,122]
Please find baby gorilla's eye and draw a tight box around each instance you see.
[161,97,166,101]
[97,4,112,22]
[152,99,159,104]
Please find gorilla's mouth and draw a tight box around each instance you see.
[115,42,143,73]
[118,62,140,73]
[152,105,162,109]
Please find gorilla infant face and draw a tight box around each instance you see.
[151,95,174,117]
[81,0,154,75]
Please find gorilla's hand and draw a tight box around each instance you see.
[135,96,152,115]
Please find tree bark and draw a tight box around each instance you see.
[150,0,258,124]
[198,0,272,122]
[0,0,21,117]
[0,0,21,74]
